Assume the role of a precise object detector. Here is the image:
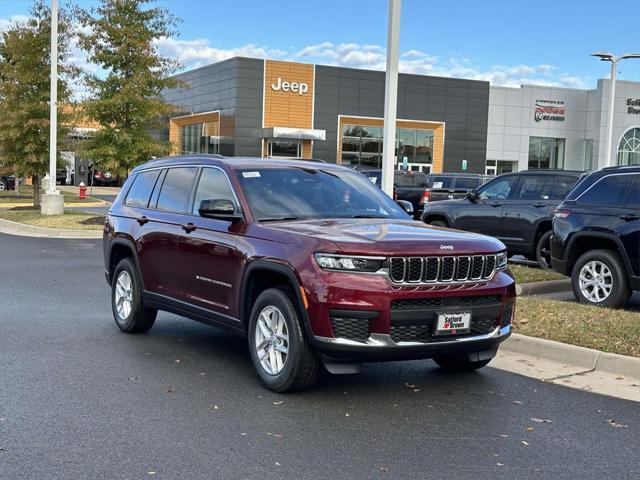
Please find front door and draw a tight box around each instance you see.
[177,167,244,318]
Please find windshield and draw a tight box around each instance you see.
[236,167,407,221]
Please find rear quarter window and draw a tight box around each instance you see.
[125,170,160,208]
[577,174,635,207]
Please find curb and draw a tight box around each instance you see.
[501,333,640,379]
[516,278,571,296]
[0,218,103,239]
[0,200,108,209]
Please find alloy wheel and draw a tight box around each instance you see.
[254,305,289,375]
[578,260,613,303]
[114,270,134,320]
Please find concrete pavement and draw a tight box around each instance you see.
[1,233,638,480]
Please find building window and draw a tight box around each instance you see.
[584,139,594,171]
[269,141,301,158]
[617,128,640,166]
[528,137,565,169]
[341,124,433,169]
[180,121,220,155]
[485,160,518,175]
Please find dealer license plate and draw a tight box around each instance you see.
[435,312,471,336]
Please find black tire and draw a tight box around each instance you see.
[433,356,492,372]
[428,219,448,228]
[571,249,631,307]
[111,258,157,333]
[535,230,553,269]
[248,288,320,393]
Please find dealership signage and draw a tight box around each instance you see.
[534,99,565,122]
[271,77,308,95]
[627,98,640,115]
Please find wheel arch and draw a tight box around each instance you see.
[107,238,142,286]
[565,232,632,281]
[422,212,451,226]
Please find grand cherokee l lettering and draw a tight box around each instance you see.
[103,156,516,392]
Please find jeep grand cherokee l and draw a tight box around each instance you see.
[104,156,516,392]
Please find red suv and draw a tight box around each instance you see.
[104,156,516,392]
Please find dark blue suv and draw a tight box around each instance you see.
[551,165,640,307]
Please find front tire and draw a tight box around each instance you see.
[111,258,157,333]
[433,356,492,372]
[571,249,630,307]
[248,288,320,392]
[535,230,553,269]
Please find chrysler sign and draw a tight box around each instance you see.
[534,99,565,122]
[271,77,309,95]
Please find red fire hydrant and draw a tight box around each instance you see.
[79,182,87,199]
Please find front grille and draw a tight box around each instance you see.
[330,317,370,342]
[388,254,497,284]
[390,317,496,343]
[391,295,502,310]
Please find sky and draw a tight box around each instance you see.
[1,0,639,91]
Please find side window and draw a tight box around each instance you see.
[454,177,479,190]
[624,175,640,210]
[430,176,454,189]
[578,174,634,207]
[541,176,579,200]
[477,176,516,200]
[193,168,237,214]
[156,167,198,213]
[125,170,160,208]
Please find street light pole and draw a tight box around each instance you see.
[591,52,640,168]
[381,0,401,197]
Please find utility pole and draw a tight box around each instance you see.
[42,0,64,215]
[381,0,401,197]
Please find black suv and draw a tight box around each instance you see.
[551,165,640,307]
[421,170,582,268]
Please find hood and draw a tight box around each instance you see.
[261,218,505,256]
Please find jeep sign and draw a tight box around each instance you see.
[271,77,308,95]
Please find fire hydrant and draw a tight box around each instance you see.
[79,182,87,199]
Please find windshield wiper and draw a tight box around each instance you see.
[349,214,387,219]
[258,216,306,222]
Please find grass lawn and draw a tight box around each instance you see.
[514,297,640,357]
[509,264,566,284]
[0,184,101,204]
[0,208,105,230]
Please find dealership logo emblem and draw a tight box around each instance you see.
[271,77,308,95]
[439,245,454,250]
[534,99,565,122]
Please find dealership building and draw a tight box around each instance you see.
[162,57,640,174]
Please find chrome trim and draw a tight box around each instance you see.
[315,324,511,348]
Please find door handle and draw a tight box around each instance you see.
[182,222,197,233]
[619,214,640,221]
[533,203,546,208]
[136,216,148,226]
[490,202,502,207]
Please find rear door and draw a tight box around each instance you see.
[502,174,577,254]
[619,174,640,278]
[453,174,518,240]
[176,167,244,318]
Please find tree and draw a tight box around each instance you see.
[77,0,182,175]
[0,1,74,206]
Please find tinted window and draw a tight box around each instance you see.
[125,170,160,208]
[454,177,479,190]
[578,174,634,207]
[395,172,427,187]
[624,175,640,210]
[428,176,454,189]
[156,167,198,213]
[477,176,517,200]
[193,168,236,215]
[541,176,578,200]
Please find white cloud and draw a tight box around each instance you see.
[0,14,29,31]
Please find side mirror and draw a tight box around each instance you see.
[396,199,414,215]
[466,189,478,201]
[198,199,242,221]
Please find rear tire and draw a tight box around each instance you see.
[111,258,157,333]
[535,230,553,269]
[433,356,492,372]
[248,288,320,392]
[428,219,448,228]
[571,249,630,307]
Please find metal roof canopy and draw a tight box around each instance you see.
[262,127,326,141]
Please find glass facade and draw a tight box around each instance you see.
[618,128,640,166]
[180,122,220,155]
[485,160,518,175]
[528,137,565,169]
[269,141,301,157]
[341,124,434,169]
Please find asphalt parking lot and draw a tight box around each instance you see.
[1,233,638,480]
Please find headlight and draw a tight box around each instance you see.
[496,251,508,271]
[314,253,385,272]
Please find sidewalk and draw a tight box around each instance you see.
[59,185,121,196]
[0,217,102,239]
